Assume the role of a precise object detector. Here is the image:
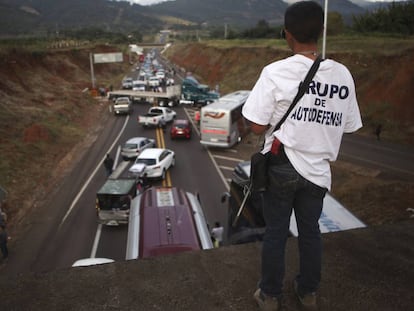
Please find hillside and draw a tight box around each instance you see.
[126,0,365,27]
[0,44,131,229]
[0,0,367,35]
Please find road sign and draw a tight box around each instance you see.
[93,52,123,64]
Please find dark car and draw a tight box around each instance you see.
[170,119,192,140]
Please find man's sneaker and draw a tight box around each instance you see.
[293,279,317,308]
[253,288,283,311]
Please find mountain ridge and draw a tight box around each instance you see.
[0,0,388,36]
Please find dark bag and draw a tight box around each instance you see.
[250,152,270,192]
[249,56,322,193]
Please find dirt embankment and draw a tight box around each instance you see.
[0,45,129,233]
[0,42,413,238]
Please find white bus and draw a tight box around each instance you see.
[126,186,213,260]
[200,90,251,148]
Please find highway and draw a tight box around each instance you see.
[3,54,413,276]
[4,101,242,274]
[6,97,411,276]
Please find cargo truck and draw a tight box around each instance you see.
[179,76,219,107]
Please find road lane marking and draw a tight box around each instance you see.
[205,146,230,191]
[213,154,244,162]
[183,108,200,137]
[341,152,414,177]
[218,165,236,171]
[90,223,102,258]
[155,126,172,187]
[58,115,129,228]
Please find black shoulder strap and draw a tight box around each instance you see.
[272,55,322,133]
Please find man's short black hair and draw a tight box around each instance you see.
[284,1,324,44]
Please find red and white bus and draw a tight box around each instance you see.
[200,90,251,148]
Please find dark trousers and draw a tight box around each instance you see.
[259,160,327,297]
[0,232,8,259]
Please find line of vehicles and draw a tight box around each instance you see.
[110,75,220,110]
[92,88,253,263]
[87,51,366,266]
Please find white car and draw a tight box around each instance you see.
[132,79,147,91]
[121,137,156,160]
[122,77,133,89]
[148,76,160,87]
[156,70,166,80]
[129,148,175,180]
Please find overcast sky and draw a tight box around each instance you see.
[115,0,404,6]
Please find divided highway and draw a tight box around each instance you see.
[3,53,413,276]
[4,101,246,274]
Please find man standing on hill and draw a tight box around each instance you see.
[242,1,362,310]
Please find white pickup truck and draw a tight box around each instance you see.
[138,107,176,128]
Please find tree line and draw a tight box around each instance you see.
[209,1,414,39]
[352,1,414,35]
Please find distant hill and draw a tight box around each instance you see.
[149,0,288,27]
[0,0,159,36]
[0,0,370,36]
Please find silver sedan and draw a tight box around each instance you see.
[120,137,156,160]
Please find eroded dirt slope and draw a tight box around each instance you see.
[0,45,129,231]
[166,43,414,143]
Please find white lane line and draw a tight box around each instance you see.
[219,165,236,171]
[213,154,244,162]
[182,107,235,191]
[183,107,200,137]
[58,115,129,228]
[206,147,230,192]
[341,152,414,176]
[90,223,103,258]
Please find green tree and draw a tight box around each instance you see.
[327,12,344,36]
[241,20,278,39]
[352,1,414,35]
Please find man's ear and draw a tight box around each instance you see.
[284,29,294,47]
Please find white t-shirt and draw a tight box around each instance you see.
[242,54,362,190]
[211,226,224,242]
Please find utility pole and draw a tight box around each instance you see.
[224,24,228,39]
[89,53,96,89]
[322,0,328,59]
